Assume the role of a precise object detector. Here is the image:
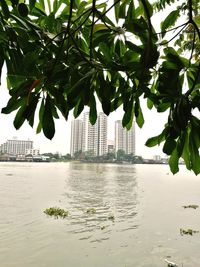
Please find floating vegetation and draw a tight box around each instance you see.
[86,208,96,214]
[6,173,13,176]
[44,207,69,219]
[180,228,199,236]
[183,204,199,209]
[108,215,115,221]
[100,226,106,230]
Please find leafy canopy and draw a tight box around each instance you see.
[0,0,200,174]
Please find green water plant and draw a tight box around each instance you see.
[180,228,199,235]
[86,208,96,214]
[183,204,199,209]
[108,215,115,221]
[44,207,69,219]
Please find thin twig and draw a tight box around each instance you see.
[95,9,118,32]
[93,0,121,25]
[188,0,200,40]
[46,0,74,83]
[160,24,188,45]
[189,29,196,67]
[46,9,92,46]
[68,32,92,66]
[154,22,189,35]
[90,0,96,60]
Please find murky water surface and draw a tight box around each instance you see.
[0,162,200,267]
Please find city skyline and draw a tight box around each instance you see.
[70,112,136,157]
[71,112,108,157]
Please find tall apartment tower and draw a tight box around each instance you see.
[70,119,83,156]
[71,112,108,157]
[97,112,108,156]
[0,139,33,155]
[115,120,136,155]
[82,112,98,156]
[82,112,107,156]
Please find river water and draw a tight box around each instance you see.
[0,162,200,267]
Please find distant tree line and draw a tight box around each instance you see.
[72,149,144,164]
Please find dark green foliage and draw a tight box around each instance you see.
[18,3,29,17]
[0,0,200,174]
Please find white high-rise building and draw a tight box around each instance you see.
[70,119,83,156]
[97,112,107,156]
[82,112,98,156]
[115,120,135,155]
[0,139,33,155]
[71,112,108,157]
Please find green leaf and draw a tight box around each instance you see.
[102,100,111,116]
[135,101,144,128]
[0,0,10,19]
[144,0,153,18]
[39,99,45,123]
[24,95,40,127]
[182,129,191,170]
[13,104,26,129]
[161,10,180,37]
[189,133,200,175]
[93,24,109,33]
[42,96,55,140]
[145,129,167,147]
[163,137,176,155]
[119,1,127,19]
[29,0,36,10]
[99,43,112,62]
[1,97,23,114]
[169,148,179,174]
[18,3,29,17]
[73,99,84,118]
[114,0,120,22]
[36,121,42,134]
[194,15,200,28]
[122,99,134,129]
[0,46,4,81]
[89,97,97,125]
[126,0,135,21]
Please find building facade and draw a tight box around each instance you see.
[97,112,108,156]
[71,112,108,157]
[0,139,33,155]
[82,112,98,156]
[70,119,83,156]
[115,120,136,155]
[107,140,115,153]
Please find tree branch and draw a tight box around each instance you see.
[188,0,200,40]
[160,24,188,46]
[154,22,188,35]
[93,0,121,25]
[189,28,196,67]
[90,0,96,60]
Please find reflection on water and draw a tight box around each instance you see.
[64,164,138,243]
[0,162,200,267]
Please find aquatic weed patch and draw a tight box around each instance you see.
[44,207,69,219]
